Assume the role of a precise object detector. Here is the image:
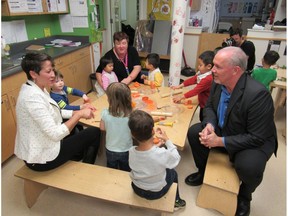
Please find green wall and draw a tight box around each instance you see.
[1,0,105,42]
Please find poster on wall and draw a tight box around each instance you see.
[220,0,261,17]
[147,0,172,21]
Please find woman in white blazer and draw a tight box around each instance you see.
[14,53,100,171]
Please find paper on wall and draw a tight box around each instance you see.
[2,20,28,44]
[8,0,28,13]
[59,14,74,32]
[27,0,43,12]
[69,0,88,16]
[72,16,89,28]
[47,0,58,12]
[57,0,67,12]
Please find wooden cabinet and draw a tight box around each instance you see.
[1,72,26,163]
[55,46,93,102]
[2,0,68,16]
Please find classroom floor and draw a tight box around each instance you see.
[1,103,286,216]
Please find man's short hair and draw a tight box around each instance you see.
[229,28,243,37]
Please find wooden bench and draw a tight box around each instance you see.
[196,150,240,216]
[15,161,177,216]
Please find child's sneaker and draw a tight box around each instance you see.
[174,198,186,210]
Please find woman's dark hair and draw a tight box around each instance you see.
[113,32,129,43]
[21,52,54,80]
[128,110,154,142]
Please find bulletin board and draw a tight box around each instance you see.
[147,0,172,21]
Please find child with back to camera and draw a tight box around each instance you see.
[251,50,280,90]
[50,70,94,111]
[171,50,215,121]
[141,53,164,87]
[100,56,119,90]
[100,82,133,171]
[128,110,186,210]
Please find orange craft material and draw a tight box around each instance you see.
[133,82,140,87]
[153,137,160,144]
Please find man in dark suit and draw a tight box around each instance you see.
[185,47,277,216]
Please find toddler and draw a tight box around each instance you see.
[128,110,186,210]
[141,53,164,87]
[251,50,280,90]
[172,50,214,121]
[100,56,119,90]
[50,70,94,111]
[100,82,133,171]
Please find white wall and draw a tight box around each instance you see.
[247,29,287,67]
[274,0,286,23]
[121,0,138,29]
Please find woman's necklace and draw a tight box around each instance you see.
[114,49,129,75]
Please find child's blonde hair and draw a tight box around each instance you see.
[106,82,132,117]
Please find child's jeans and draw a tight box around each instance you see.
[131,169,180,200]
[106,148,130,171]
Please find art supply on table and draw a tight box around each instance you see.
[155,121,174,127]
[161,89,182,98]
[150,111,173,117]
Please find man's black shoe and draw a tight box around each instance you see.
[235,199,250,216]
[185,172,203,186]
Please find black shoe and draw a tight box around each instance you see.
[185,172,203,186]
[236,199,250,216]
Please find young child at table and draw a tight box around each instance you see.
[128,110,186,210]
[50,70,94,111]
[141,53,164,87]
[251,50,280,90]
[100,56,119,91]
[171,50,214,121]
[100,82,133,171]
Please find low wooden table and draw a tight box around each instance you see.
[72,84,198,150]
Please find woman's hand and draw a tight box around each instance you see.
[78,108,95,120]
[80,103,96,111]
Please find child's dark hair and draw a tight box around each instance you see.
[263,50,280,66]
[146,53,160,69]
[128,110,154,142]
[106,82,132,117]
[21,52,54,80]
[100,56,113,70]
[229,28,243,37]
[199,50,215,66]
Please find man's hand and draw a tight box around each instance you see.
[198,123,224,148]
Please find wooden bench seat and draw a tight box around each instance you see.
[15,161,177,215]
[196,150,240,216]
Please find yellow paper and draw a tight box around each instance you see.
[44,28,51,37]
